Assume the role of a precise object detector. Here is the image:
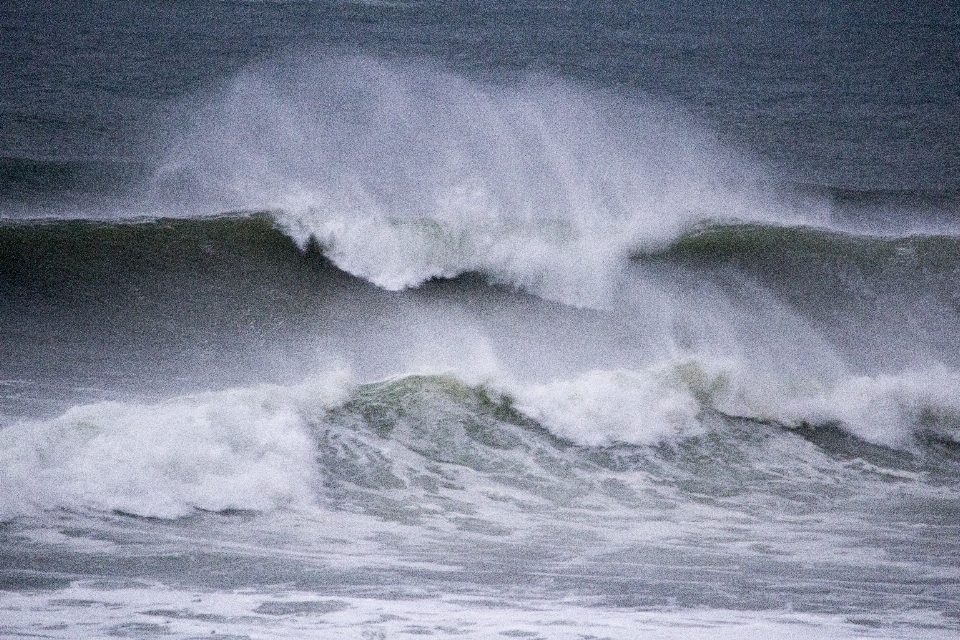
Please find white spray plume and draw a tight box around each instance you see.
[152,53,808,307]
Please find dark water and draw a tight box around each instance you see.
[2,2,959,638]
[3,1,958,189]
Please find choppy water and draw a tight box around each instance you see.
[2,1,959,638]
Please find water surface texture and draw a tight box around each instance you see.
[2,1,959,638]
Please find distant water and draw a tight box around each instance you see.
[2,2,959,638]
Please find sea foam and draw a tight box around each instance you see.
[5,358,954,521]
[713,365,960,448]
[0,374,351,519]
[513,366,704,446]
[514,359,960,449]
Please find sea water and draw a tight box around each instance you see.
[1,1,959,638]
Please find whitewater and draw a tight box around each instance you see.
[2,2,960,638]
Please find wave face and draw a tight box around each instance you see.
[640,223,960,369]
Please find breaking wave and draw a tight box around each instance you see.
[3,365,959,521]
[146,54,814,306]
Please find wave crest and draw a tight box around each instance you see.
[152,53,807,306]
[5,363,958,520]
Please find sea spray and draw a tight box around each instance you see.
[150,54,813,307]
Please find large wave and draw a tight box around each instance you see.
[4,215,960,453]
[3,54,959,526]
[147,53,816,307]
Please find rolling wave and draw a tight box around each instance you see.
[2,370,957,522]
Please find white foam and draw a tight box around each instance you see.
[508,358,960,449]
[713,365,960,448]
[512,366,704,446]
[150,53,812,307]
[1,582,954,640]
[4,359,952,522]
[0,372,352,519]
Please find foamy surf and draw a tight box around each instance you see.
[0,374,352,519]
[2,582,956,640]
[3,363,958,523]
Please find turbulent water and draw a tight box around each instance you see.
[2,1,960,638]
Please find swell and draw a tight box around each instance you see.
[0,213,341,301]
[7,216,960,312]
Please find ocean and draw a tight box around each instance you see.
[1,1,959,638]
